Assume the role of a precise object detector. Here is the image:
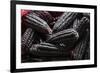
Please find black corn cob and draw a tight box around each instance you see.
[73,17,90,37]
[31,42,59,51]
[71,30,90,60]
[29,43,70,57]
[33,11,54,24]
[23,13,52,34]
[21,28,36,55]
[46,29,79,49]
[53,12,78,33]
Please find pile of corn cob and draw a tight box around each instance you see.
[21,10,90,62]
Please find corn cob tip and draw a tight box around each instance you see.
[30,45,37,52]
[68,29,79,39]
[47,27,52,34]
